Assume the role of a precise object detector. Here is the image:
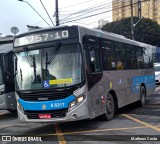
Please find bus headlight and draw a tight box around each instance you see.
[17,102,24,112]
[69,95,85,110]
[77,95,84,103]
[70,101,76,108]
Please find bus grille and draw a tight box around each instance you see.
[24,109,68,119]
[17,90,73,101]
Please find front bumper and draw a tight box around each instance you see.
[17,100,89,122]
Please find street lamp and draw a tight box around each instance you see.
[18,0,51,27]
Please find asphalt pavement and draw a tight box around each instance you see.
[0,87,160,144]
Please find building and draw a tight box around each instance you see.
[98,19,109,28]
[112,0,160,24]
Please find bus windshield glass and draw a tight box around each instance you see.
[15,44,83,90]
[0,66,3,85]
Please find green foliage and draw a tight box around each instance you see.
[102,17,160,46]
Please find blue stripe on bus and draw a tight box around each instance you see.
[18,95,76,111]
[131,75,155,94]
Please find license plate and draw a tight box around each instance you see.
[38,114,51,119]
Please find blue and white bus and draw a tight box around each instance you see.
[13,25,155,122]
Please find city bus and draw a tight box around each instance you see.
[13,25,155,122]
[0,37,16,112]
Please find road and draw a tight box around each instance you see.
[0,88,160,144]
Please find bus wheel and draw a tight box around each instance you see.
[139,86,146,106]
[102,93,115,121]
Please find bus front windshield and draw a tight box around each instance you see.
[16,44,83,90]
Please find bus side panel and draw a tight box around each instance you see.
[0,90,16,110]
[104,70,129,108]
[0,84,6,109]
[126,69,155,106]
[143,69,155,96]
[126,70,142,105]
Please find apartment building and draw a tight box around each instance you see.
[112,0,160,24]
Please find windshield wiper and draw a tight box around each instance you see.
[23,47,37,81]
[46,42,61,65]
[45,42,61,77]
[20,68,23,82]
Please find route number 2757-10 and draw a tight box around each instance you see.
[25,30,69,44]
[34,30,69,42]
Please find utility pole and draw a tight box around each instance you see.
[130,0,134,40]
[55,0,59,26]
[138,0,141,18]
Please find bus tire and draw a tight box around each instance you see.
[102,93,115,121]
[139,86,146,107]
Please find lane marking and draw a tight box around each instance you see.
[5,124,159,137]
[122,114,160,132]
[43,125,148,136]
[54,123,66,144]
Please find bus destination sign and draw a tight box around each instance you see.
[14,30,69,47]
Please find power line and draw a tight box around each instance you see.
[39,0,55,26]
[61,1,137,24]
[20,0,134,32]
[18,0,51,27]
[61,0,146,25]
[60,0,122,23]
[60,4,113,23]
[72,2,138,27]
[19,0,144,33]
[60,0,138,23]
[59,0,94,9]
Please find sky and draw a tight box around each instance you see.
[0,0,112,36]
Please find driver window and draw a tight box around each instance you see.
[89,46,102,73]
[84,36,102,73]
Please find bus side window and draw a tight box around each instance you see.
[136,47,144,68]
[114,41,126,70]
[101,39,116,70]
[143,46,153,68]
[88,46,102,73]
[126,45,137,69]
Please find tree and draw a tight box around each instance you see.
[102,17,160,46]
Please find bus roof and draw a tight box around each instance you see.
[14,25,155,49]
[81,25,155,48]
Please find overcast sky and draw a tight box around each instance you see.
[0,0,112,36]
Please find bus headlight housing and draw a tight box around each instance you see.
[77,95,84,103]
[69,95,85,110]
[17,102,24,112]
[70,101,76,108]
